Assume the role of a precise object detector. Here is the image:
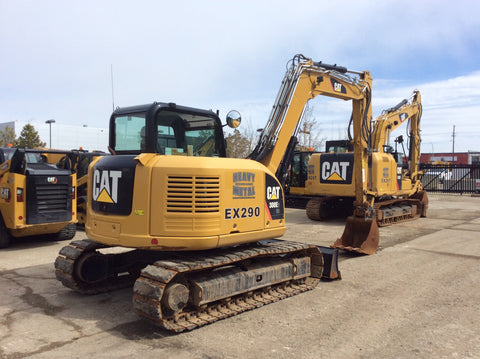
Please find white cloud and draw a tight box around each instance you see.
[0,0,479,154]
[226,70,480,154]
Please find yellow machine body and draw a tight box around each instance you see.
[306,152,356,197]
[307,151,415,198]
[0,148,77,247]
[86,155,285,251]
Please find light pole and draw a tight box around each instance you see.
[45,119,55,148]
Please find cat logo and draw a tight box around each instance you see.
[330,79,347,94]
[265,174,284,220]
[93,169,122,204]
[319,154,354,184]
[322,161,350,181]
[266,186,281,200]
[398,112,409,123]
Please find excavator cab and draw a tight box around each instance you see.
[111,102,231,157]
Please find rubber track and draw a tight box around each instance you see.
[133,240,323,332]
[54,239,139,295]
[306,198,326,221]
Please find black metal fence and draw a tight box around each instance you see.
[419,164,480,194]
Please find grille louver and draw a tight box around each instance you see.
[35,184,70,211]
[167,176,220,213]
[26,175,72,225]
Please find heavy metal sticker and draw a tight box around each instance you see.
[398,112,409,123]
[225,171,260,220]
[232,171,256,199]
[0,188,10,200]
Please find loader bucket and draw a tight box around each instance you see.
[332,216,379,255]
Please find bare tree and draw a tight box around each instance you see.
[225,120,260,158]
[297,103,326,151]
[225,129,251,158]
[226,104,326,158]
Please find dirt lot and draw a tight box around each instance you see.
[1,193,479,358]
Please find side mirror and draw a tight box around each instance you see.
[226,110,241,129]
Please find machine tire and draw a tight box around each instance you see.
[56,224,77,241]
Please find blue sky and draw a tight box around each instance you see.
[1,0,479,153]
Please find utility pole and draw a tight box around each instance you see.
[45,119,55,148]
[452,125,456,164]
[111,64,115,111]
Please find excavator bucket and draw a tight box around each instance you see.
[332,215,379,255]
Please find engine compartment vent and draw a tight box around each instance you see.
[167,176,220,213]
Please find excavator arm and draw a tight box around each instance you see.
[370,90,423,187]
[249,54,372,184]
[406,91,423,182]
[372,90,422,172]
[371,91,421,153]
[248,54,379,254]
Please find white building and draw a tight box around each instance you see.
[0,120,108,151]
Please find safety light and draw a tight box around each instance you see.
[4,189,11,202]
[16,188,24,202]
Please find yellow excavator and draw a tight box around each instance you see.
[305,91,425,223]
[329,90,427,254]
[55,54,373,332]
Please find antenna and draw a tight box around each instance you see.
[111,64,115,111]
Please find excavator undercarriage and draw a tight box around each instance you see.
[55,239,340,332]
[333,190,428,254]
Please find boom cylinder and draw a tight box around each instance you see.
[313,61,348,74]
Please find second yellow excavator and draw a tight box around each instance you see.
[305,90,425,220]
[328,90,427,254]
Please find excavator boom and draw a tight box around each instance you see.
[249,54,372,176]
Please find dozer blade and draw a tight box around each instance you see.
[332,215,379,255]
[412,190,429,217]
